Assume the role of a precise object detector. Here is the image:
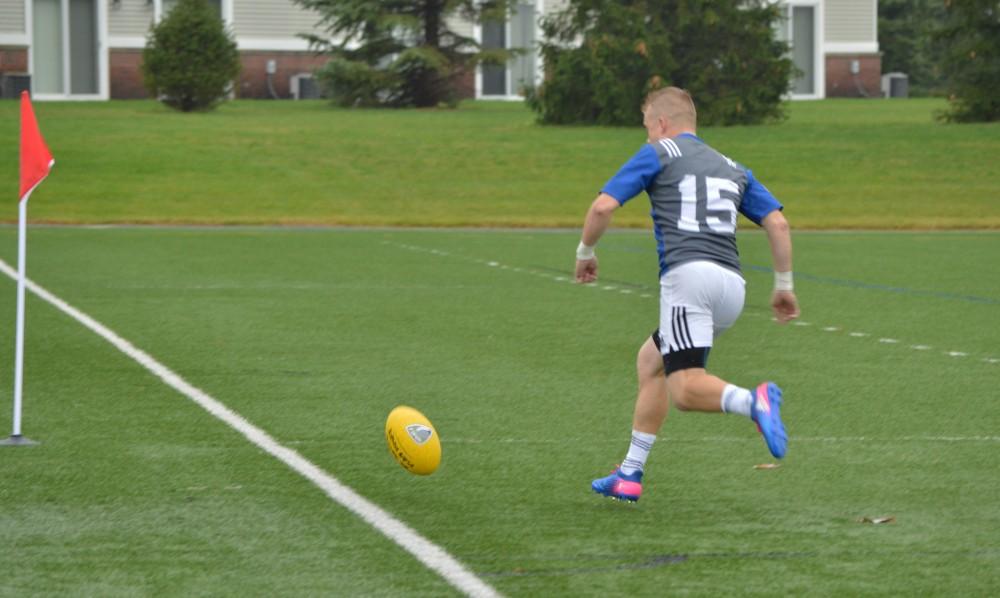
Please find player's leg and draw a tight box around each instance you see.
[591,336,663,502]
[632,335,669,433]
[659,261,787,459]
[664,367,725,412]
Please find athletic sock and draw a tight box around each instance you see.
[721,384,753,418]
[619,430,656,476]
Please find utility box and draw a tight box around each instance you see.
[0,73,31,99]
[881,72,909,98]
[290,73,322,100]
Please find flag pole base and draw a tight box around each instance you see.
[0,434,39,446]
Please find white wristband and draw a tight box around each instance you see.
[576,241,596,261]
[774,271,793,292]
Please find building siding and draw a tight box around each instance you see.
[445,14,473,40]
[231,1,323,39]
[825,0,876,43]
[0,0,25,34]
[544,0,569,14]
[109,0,155,39]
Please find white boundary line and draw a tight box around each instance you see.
[0,258,501,598]
[391,242,1000,366]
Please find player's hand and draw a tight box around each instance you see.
[771,290,800,324]
[575,258,598,283]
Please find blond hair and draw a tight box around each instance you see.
[643,87,697,129]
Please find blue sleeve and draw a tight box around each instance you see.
[601,145,662,205]
[739,168,783,225]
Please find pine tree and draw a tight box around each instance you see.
[878,0,947,96]
[527,0,792,126]
[293,0,513,107]
[935,0,1000,122]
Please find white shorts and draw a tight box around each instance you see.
[657,260,746,354]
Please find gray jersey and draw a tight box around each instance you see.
[601,133,782,277]
[649,135,746,273]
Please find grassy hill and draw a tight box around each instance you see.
[0,98,996,228]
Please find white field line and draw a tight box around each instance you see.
[439,435,1000,444]
[391,242,999,366]
[0,258,501,598]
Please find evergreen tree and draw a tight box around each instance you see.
[935,0,1000,122]
[527,0,792,126]
[142,0,240,112]
[293,0,513,107]
[878,0,947,96]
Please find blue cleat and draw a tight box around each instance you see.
[752,382,787,459]
[591,467,643,502]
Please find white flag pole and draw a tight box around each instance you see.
[3,193,37,446]
[12,194,29,437]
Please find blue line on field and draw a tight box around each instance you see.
[744,264,1000,305]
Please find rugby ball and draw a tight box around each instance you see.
[385,405,441,475]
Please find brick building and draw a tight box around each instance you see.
[0,0,879,101]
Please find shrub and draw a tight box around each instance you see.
[142,0,241,112]
[316,46,458,108]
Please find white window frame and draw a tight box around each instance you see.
[782,0,825,100]
[27,0,110,100]
[474,0,543,101]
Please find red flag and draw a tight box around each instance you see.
[19,91,54,202]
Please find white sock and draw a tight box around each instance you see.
[721,384,753,418]
[620,430,657,476]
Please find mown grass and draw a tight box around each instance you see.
[0,98,997,228]
[0,226,998,595]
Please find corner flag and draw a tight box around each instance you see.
[4,91,54,447]
[20,91,54,202]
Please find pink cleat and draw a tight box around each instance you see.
[591,467,643,502]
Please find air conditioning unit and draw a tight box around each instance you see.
[881,72,909,99]
[290,73,321,100]
[1,73,31,99]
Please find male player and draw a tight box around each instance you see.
[576,87,800,502]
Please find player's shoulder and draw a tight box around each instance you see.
[650,137,687,162]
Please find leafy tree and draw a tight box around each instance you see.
[525,2,675,125]
[293,0,513,107]
[142,0,240,112]
[878,0,947,96]
[935,0,1000,122]
[527,0,792,126]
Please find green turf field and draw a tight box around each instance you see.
[1,226,997,596]
[1,99,998,228]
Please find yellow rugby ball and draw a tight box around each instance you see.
[385,405,441,475]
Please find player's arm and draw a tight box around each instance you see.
[575,193,620,283]
[739,168,799,324]
[761,210,800,324]
[575,145,661,284]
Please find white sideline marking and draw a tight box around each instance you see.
[443,435,1000,444]
[0,259,501,598]
[392,242,999,366]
